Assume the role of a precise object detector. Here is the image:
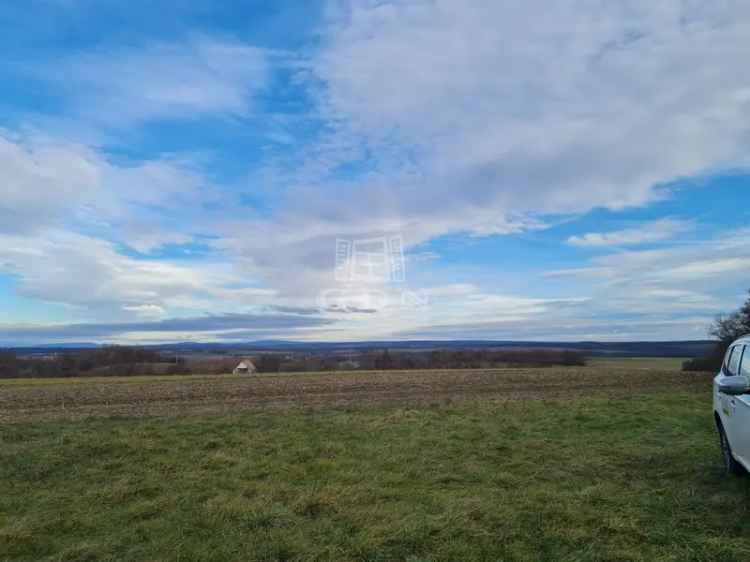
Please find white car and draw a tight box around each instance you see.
[714,335,750,474]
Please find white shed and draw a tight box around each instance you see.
[233,359,257,375]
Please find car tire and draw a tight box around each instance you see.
[718,423,744,476]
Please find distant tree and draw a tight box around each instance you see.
[59,354,78,377]
[684,290,750,371]
[711,290,750,355]
[320,357,339,371]
[0,352,21,378]
[374,350,394,370]
[256,354,282,373]
[561,350,587,366]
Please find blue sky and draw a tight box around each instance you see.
[1,0,749,345]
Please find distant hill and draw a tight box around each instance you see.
[7,340,716,358]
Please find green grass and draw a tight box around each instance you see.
[586,357,689,370]
[2,393,750,562]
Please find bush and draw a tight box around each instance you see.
[255,354,282,373]
[683,289,750,372]
[682,357,721,372]
[561,349,587,366]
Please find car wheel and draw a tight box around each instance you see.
[718,423,744,475]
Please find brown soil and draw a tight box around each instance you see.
[0,367,713,423]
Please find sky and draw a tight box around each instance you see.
[1,0,749,345]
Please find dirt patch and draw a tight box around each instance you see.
[0,367,713,422]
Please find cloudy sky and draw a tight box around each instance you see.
[1,0,749,345]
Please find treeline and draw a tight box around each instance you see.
[683,289,750,372]
[0,347,236,379]
[0,346,586,378]
[255,348,586,373]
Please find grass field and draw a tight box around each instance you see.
[2,363,748,561]
[586,357,688,370]
[0,360,707,423]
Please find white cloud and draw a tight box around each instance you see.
[0,133,101,233]
[657,257,750,281]
[540,227,750,333]
[0,229,273,319]
[41,36,270,125]
[391,316,716,342]
[121,304,166,318]
[551,228,750,287]
[304,0,750,232]
[0,130,223,251]
[0,313,333,346]
[212,0,750,306]
[567,219,691,247]
[423,284,477,298]
[3,3,750,343]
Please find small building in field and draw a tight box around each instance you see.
[338,360,360,371]
[233,359,257,375]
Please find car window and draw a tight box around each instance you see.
[740,346,750,377]
[727,345,743,376]
[724,346,737,375]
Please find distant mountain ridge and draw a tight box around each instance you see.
[6,340,716,358]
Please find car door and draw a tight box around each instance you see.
[720,346,743,445]
[717,346,737,423]
[728,345,750,466]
